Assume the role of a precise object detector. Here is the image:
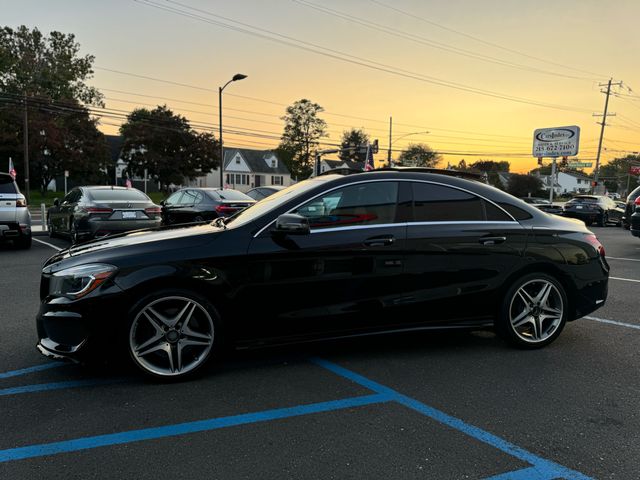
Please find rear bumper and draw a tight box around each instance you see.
[0,221,31,242]
[563,211,600,224]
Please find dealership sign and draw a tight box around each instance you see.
[533,126,580,157]
[630,166,640,175]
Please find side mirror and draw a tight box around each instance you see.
[160,200,166,206]
[273,213,310,236]
[53,198,59,207]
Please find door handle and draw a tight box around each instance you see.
[479,236,506,246]
[364,235,395,247]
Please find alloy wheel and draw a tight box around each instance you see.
[508,279,564,343]
[129,296,215,377]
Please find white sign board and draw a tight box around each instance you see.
[532,125,580,158]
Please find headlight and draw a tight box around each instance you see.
[50,264,117,299]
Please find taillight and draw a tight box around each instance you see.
[84,207,113,214]
[215,205,237,215]
[585,233,605,257]
[634,197,640,206]
[145,207,162,215]
[16,198,27,207]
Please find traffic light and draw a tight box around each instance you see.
[372,139,379,154]
[592,181,598,187]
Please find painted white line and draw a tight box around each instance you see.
[606,256,640,262]
[584,316,640,331]
[33,238,62,251]
[610,276,640,283]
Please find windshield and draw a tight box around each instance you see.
[226,178,330,228]
[210,189,253,201]
[0,175,17,194]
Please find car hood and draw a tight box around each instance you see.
[44,223,224,270]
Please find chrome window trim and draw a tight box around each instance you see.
[253,178,517,238]
[310,221,519,235]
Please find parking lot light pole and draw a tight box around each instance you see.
[389,131,430,166]
[219,74,247,190]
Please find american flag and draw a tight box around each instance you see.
[364,144,375,171]
[8,158,16,179]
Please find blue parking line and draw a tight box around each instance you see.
[0,393,390,463]
[0,378,124,397]
[311,357,593,480]
[484,466,553,480]
[0,362,65,379]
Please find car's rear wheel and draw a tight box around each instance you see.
[497,273,567,349]
[127,291,219,379]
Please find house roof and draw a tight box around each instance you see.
[322,160,344,169]
[561,171,591,180]
[105,135,123,162]
[224,148,290,175]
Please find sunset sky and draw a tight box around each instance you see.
[5,0,640,172]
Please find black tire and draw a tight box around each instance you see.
[15,233,32,249]
[598,213,608,227]
[496,273,568,349]
[126,289,222,380]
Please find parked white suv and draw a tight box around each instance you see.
[0,173,31,249]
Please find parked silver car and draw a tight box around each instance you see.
[0,172,31,249]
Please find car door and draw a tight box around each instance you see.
[58,189,80,234]
[161,191,183,225]
[399,181,528,326]
[237,180,408,342]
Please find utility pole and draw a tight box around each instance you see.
[23,93,30,204]
[387,116,393,167]
[593,78,623,190]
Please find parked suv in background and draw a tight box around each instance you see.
[622,185,640,230]
[0,173,31,249]
[563,195,623,226]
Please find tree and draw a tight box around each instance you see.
[119,105,219,191]
[0,26,105,191]
[338,128,369,163]
[507,174,544,198]
[397,143,440,167]
[468,160,510,172]
[279,99,328,179]
[599,155,640,195]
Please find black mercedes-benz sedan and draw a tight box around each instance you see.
[36,168,609,379]
[160,188,255,226]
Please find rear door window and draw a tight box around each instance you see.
[411,182,513,222]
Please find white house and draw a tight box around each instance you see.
[320,159,364,173]
[197,148,293,193]
[556,171,591,194]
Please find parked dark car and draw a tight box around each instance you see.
[36,168,609,379]
[245,186,286,201]
[622,185,640,229]
[519,197,563,215]
[0,172,31,249]
[47,186,162,243]
[161,188,255,225]
[562,195,624,226]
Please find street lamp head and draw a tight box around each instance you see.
[232,73,248,82]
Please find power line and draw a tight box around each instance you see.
[294,0,596,81]
[367,0,609,79]
[132,0,595,114]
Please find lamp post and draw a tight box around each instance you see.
[388,131,429,167]
[219,73,247,189]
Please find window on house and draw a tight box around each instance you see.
[271,176,283,185]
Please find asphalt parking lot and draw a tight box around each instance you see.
[0,227,638,479]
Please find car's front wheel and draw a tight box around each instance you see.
[127,290,220,379]
[496,273,567,349]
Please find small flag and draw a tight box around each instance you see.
[364,144,375,171]
[8,158,16,179]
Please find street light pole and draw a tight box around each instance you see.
[389,131,430,166]
[218,73,247,189]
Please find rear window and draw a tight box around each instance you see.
[412,183,484,221]
[211,189,253,201]
[0,175,17,194]
[89,189,149,201]
[569,197,598,204]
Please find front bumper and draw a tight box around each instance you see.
[36,284,126,363]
